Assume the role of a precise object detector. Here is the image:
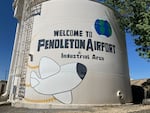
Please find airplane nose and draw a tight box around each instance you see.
[77,63,87,80]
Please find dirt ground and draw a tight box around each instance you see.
[0,104,150,113]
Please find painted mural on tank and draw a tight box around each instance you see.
[30,57,87,104]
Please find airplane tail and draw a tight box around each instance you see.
[30,72,40,88]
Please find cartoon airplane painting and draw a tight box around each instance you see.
[30,57,87,104]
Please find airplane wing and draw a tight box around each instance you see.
[39,57,60,78]
[53,91,72,104]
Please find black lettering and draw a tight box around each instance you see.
[54,30,83,37]
[102,42,105,52]
[80,40,85,49]
[105,43,110,52]
[73,30,78,36]
[96,41,102,51]
[45,40,49,49]
[37,39,45,52]
[54,31,59,36]
[49,40,54,48]
[80,30,83,37]
[55,39,59,48]
[86,39,93,51]
[65,39,69,48]
[70,39,74,48]
[60,39,64,48]
[75,39,80,48]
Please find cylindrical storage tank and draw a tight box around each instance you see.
[10,0,132,108]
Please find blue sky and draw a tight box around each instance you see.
[0,0,149,80]
[0,0,17,80]
[126,33,150,79]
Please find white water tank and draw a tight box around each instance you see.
[9,0,132,108]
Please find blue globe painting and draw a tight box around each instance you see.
[95,19,112,37]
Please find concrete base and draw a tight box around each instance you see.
[11,101,133,109]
